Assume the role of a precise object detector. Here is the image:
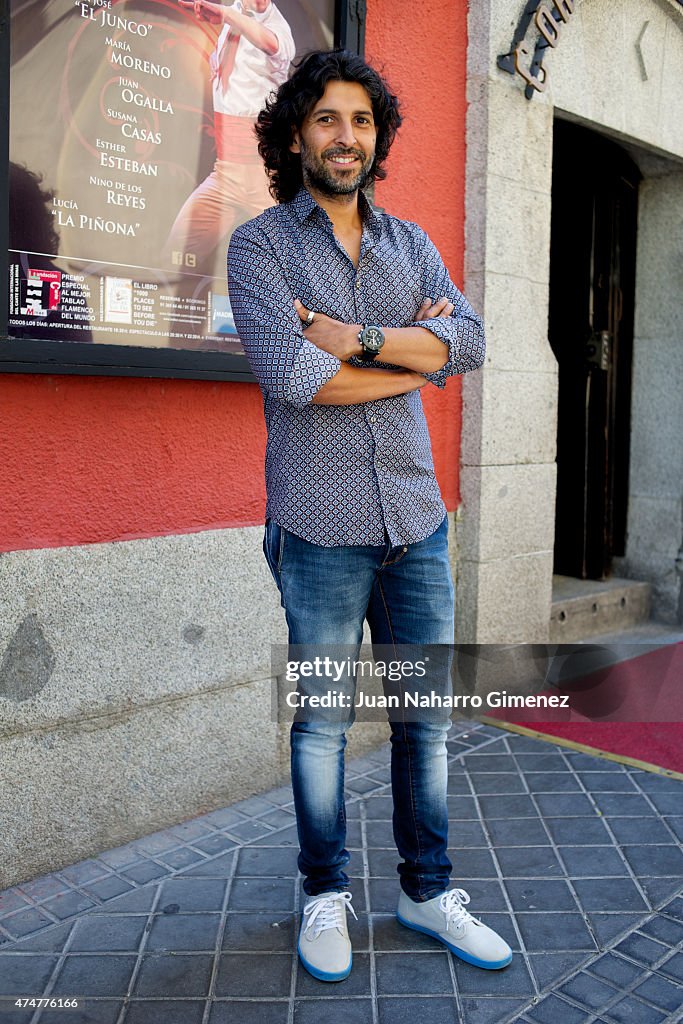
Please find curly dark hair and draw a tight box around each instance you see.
[255,49,402,203]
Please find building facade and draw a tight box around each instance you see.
[1,0,682,886]
[459,0,682,641]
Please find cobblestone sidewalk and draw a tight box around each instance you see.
[1,720,682,1024]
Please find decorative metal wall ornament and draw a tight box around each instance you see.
[497,0,577,99]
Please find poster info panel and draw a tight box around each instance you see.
[7,0,334,355]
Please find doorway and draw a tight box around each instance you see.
[549,119,641,580]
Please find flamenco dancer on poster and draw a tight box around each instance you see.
[167,0,295,270]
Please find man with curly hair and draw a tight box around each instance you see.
[228,50,511,982]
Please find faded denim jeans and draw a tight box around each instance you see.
[264,515,454,901]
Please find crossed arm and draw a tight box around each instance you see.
[227,227,486,409]
[292,297,455,405]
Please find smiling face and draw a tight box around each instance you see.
[290,80,377,198]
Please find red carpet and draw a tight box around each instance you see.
[486,642,683,774]
[512,722,683,775]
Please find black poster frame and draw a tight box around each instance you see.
[0,0,365,381]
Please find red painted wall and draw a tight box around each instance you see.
[0,0,469,554]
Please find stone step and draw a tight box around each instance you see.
[550,575,652,643]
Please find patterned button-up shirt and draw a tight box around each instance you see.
[227,187,485,547]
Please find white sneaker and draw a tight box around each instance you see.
[397,887,512,969]
[297,890,357,981]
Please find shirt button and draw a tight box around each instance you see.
[403,547,408,553]
[355,279,361,289]
[369,416,376,423]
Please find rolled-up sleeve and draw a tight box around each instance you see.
[409,231,486,389]
[228,225,341,409]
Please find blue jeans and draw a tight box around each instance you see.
[263,516,454,902]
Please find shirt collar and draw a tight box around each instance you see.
[289,187,381,238]
[234,1,273,21]
[250,3,273,22]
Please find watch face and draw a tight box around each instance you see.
[363,326,384,352]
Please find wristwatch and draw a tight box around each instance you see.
[357,324,385,361]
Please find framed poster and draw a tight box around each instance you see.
[0,0,365,380]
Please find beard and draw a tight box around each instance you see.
[299,138,375,197]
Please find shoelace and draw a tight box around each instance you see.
[439,887,481,937]
[303,891,357,939]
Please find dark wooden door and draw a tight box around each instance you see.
[549,120,640,580]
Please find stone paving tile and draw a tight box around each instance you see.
[0,890,32,916]
[251,824,300,848]
[0,955,58,995]
[260,809,298,830]
[451,879,508,912]
[214,952,292,997]
[557,846,631,878]
[557,971,621,1010]
[155,847,209,871]
[175,851,237,879]
[515,912,598,952]
[527,952,593,989]
[80,876,135,903]
[89,888,156,915]
[503,878,578,912]
[524,993,593,1023]
[1,922,74,953]
[144,913,222,952]
[233,847,299,878]
[637,876,682,906]
[131,954,213,998]
[495,846,565,879]
[69,915,147,953]
[0,722,682,1024]
[155,878,227,912]
[532,793,597,817]
[543,817,613,845]
[622,844,683,876]
[632,972,683,1012]
[591,792,658,816]
[210,1000,290,1024]
[118,861,168,885]
[377,996,460,1024]
[228,877,295,912]
[221,911,296,952]
[375,951,454,995]
[527,771,587,793]
[52,954,138,997]
[486,817,552,847]
[587,913,646,947]
[296,1002,374,1024]
[14,877,70,904]
[572,878,649,914]
[453,955,535,998]
[639,913,683,946]
[459,997,529,1023]
[478,794,540,819]
[658,950,683,983]
[1,907,56,941]
[604,997,668,1023]
[586,951,644,986]
[39,893,96,922]
[123,1002,205,1024]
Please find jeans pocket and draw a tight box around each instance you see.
[263,519,285,588]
